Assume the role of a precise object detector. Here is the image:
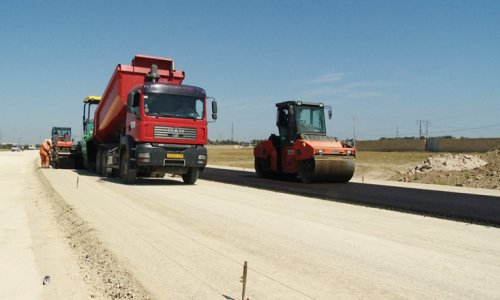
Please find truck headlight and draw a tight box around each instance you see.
[198,154,207,160]
[137,152,151,163]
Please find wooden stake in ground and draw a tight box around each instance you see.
[241,261,248,300]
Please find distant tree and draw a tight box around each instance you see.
[379,136,418,141]
[250,139,265,145]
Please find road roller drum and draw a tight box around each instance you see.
[298,156,355,183]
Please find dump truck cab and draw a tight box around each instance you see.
[125,81,211,145]
[125,81,214,171]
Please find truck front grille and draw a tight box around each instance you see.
[154,126,197,140]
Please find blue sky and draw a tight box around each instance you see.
[0,0,499,144]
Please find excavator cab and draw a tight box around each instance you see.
[254,101,355,183]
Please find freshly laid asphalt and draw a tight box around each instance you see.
[200,166,500,227]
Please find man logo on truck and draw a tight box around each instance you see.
[166,127,185,137]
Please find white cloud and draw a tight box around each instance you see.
[306,87,344,96]
[305,82,385,98]
[311,72,345,84]
[346,91,383,99]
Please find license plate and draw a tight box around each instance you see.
[166,153,184,159]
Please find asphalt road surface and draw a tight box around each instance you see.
[200,166,500,226]
[2,151,500,299]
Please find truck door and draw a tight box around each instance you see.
[126,90,141,137]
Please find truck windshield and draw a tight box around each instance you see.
[295,106,326,134]
[52,128,71,135]
[144,93,204,120]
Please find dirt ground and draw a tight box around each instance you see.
[207,146,500,190]
[396,147,500,190]
[0,151,150,299]
[3,151,500,299]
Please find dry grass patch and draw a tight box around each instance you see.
[207,147,254,169]
[207,147,436,180]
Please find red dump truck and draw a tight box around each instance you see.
[83,54,217,184]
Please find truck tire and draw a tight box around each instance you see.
[75,144,83,169]
[100,150,112,177]
[120,151,136,184]
[51,151,59,169]
[96,149,103,175]
[112,168,120,177]
[75,153,84,169]
[182,167,199,184]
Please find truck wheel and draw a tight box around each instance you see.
[51,152,58,169]
[120,151,136,184]
[112,168,120,177]
[100,150,112,177]
[75,153,83,169]
[96,149,103,175]
[75,145,83,169]
[53,156,60,169]
[182,168,199,184]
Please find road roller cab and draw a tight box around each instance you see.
[254,101,356,183]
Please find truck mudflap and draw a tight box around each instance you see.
[134,143,207,169]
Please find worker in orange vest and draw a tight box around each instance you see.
[39,139,52,168]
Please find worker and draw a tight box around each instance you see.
[39,139,52,168]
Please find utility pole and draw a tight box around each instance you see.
[231,122,234,144]
[416,120,430,138]
[353,115,357,146]
[396,124,399,138]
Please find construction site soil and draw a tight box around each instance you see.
[2,150,500,299]
[206,147,500,190]
[396,147,500,190]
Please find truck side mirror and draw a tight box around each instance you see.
[127,93,134,113]
[207,97,217,120]
[127,91,141,114]
[325,105,333,119]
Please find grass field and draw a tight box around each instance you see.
[207,146,433,180]
[207,147,254,169]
